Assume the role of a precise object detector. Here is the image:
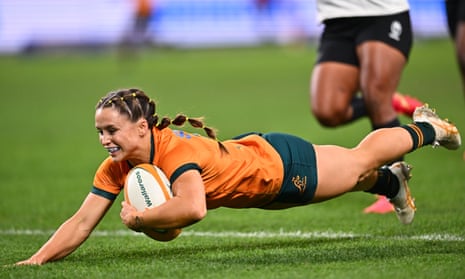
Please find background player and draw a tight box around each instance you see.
[310,0,423,213]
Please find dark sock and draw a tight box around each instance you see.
[350,96,367,121]
[371,117,401,131]
[401,122,436,152]
[373,117,404,163]
[365,167,400,199]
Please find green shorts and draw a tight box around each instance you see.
[262,132,318,205]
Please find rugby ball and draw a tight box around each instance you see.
[124,164,172,211]
[124,164,182,242]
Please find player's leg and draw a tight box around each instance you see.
[312,105,461,206]
[356,11,413,129]
[310,18,363,127]
[454,21,465,100]
[358,41,404,127]
[313,108,460,224]
[310,62,359,126]
[312,127,411,202]
[446,0,465,159]
[446,0,465,95]
[448,0,465,102]
[356,40,407,213]
[355,12,414,213]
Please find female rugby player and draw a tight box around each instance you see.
[16,88,460,265]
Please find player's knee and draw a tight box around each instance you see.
[360,81,386,99]
[311,106,347,127]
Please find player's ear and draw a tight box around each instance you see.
[137,118,149,136]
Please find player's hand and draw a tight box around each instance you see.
[120,201,143,232]
[15,258,42,266]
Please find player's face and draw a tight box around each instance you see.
[95,107,147,162]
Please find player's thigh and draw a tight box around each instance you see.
[310,62,359,111]
[357,41,406,92]
[312,19,361,108]
[355,11,411,93]
[312,145,365,203]
[456,23,465,57]
[445,0,465,38]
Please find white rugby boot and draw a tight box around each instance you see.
[388,162,416,225]
[413,105,461,150]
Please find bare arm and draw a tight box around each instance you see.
[121,169,207,231]
[16,193,113,265]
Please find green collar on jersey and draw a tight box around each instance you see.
[126,131,155,169]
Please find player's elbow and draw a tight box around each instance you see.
[189,204,207,223]
[182,202,207,226]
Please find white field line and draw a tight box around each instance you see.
[1,229,463,242]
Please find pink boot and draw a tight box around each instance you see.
[392,92,423,117]
[363,195,394,214]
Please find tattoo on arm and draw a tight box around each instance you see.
[134,216,143,232]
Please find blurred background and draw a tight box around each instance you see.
[1,2,465,275]
[0,0,449,54]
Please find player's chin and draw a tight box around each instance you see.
[109,156,121,162]
[109,151,126,162]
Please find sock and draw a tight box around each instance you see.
[371,117,401,131]
[350,96,367,121]
[373,117,404,163]
[401,122,436,151]
[365,167,400,199]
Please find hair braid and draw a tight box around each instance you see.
[96,88,227,152]
[156,113,227,153]
[156,113,216,140]
[96,88,158,128]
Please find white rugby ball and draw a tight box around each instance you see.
[124,164,172,211]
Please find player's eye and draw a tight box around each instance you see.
[108,128,117,135]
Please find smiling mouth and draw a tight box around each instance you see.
[106,147,121,153]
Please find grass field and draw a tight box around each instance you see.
[1,39,464,278]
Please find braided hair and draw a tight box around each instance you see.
[96,88,227,152]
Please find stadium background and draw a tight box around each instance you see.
[1,1,465,278]
[0,0,450,54]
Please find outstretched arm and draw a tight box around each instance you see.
[16,193,113,265]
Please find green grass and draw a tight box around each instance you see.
[1,39,465,278]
